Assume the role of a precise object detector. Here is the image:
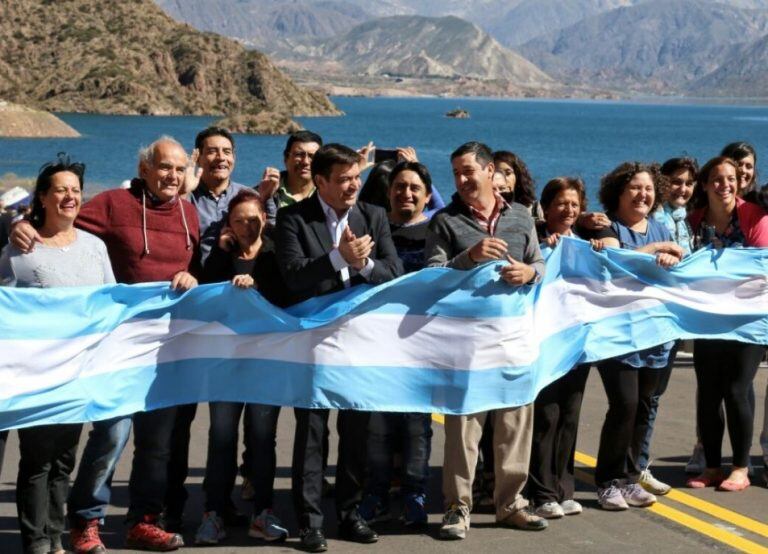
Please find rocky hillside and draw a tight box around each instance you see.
[0,0,340,116]
[289,16,554,85]
[0,101,80,138]
[157,0,371,49]
[687,34,768,97]
[518,0,768,93]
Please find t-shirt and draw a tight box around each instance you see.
[595,217,674,369]
[0,229,115,288]
[390,220,428,273]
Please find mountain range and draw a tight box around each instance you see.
[156,0,768,98]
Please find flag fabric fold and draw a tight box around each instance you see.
[0,237,766,430]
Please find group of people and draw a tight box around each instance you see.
[0,127,766,554]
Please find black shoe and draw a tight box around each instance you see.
[338,519,378,544]
[299,528,328,552]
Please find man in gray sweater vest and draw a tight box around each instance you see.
[425,141,546,540]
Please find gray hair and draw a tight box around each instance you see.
[138,135,184,167]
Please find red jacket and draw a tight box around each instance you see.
[689,197,768,248]
[76,179,200,284]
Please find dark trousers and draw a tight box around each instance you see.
[163,403,197,519]
[128,407,179,524]
[292,408,370,529]
[204,402,281,514]
[366,412,432,500]
[594,359,671,488]
[636,344,676,470]
[694,340,764,468]
[16,424,82,554]
[528,364,590,505]
[0,429,8,479]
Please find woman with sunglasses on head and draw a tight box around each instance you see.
[685,156,768,492]
[195,189,290,546]
[0,154,115,554]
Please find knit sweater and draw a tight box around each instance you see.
[75,179,200,284]
[425,193,545,279]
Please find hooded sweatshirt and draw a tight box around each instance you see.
[75,178,200,284]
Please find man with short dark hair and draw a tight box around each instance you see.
[264,130,323,226]
[275,143,403,552]
[425,141,547,540]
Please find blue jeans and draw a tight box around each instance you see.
[204,402,280,514]
[68,416,132,526]
[366,412,432,500]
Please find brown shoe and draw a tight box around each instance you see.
[499,508,548,531]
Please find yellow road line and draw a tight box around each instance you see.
[432,418,768,552]
[575,451,768,540]
[573,467,768,554]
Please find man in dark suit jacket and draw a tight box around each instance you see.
[275,144,403,552]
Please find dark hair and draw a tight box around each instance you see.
[358,160,396,210]
[599,162,663,215]
[539,177,587,213]
[310,143,360,181]
[450,141,493,167]
[30,152,85,229]
[195,126,235,152]
[389,161,433,193]
[660,157,699,178]
[721,141,757,189]
[493,150,536,207]
[691,156,740,210]
[226,188,264,223]
[283,130,323,158]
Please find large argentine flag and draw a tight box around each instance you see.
[0,238,765,430]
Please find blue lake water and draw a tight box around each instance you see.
[2,96,768,206]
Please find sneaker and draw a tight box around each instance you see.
[248,509,288,542]
[70,519,106,554]
[685,444,705,474]
[534,501,564,519]
[500,508,548,530]
[439,504,469,540]
[402,493,427,527]
[597,483,629,511]
[126,516,184,551]
[358,494,391,524]
[241,476,255,501]
[195,511,226,545]
[560,499,583,515]
[621,483,657,507]
[639,468,671,495]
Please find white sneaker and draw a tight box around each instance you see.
[535,501,564,519]
[639,469,671,495]
[597,483,628,511]
[560,499,583,515]
[621,483,656,507]
[195,511,226,545]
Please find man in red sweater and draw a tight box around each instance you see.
[12,136,200,552]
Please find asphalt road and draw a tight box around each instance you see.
[0,358,766,553]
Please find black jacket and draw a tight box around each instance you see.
[275,195,403,305]
[201,236,289,308]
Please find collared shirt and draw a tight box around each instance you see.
[467,193,504,236]
[190,180,249,263]
[317,195,374,287]
[264,171,316,227]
